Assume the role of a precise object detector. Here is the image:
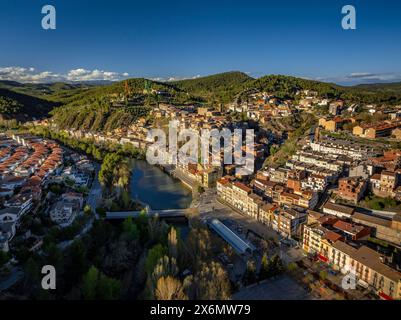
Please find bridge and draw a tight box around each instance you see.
[105,208,198,220]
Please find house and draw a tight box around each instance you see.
[392,128,401,140]
[50,193,83,227]
[0,214,17,252]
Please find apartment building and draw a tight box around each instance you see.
[259,202,279,226]
[337,177,367,203]
[370,170,400,198]
[279,190,319,209]
[218,179,255,216]
[353,120,401,139]
[277,208,307,238]
[331,242,401,300]
[309,138,376,160]
[302,212,401,299]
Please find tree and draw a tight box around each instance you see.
[186,227,213,264]
[195,262,231,300]
[82,266,99,300]
[145,244,167,275]
[147,215,168,244]
[24,257,40,293]
[121,190,131,210]
[65,240,88,285]
[84,204,92,216]
[154,276,187,300]
[81,266,121,300]
[96,206,106,218]
[97,273,121,299]
[168,227,178,259]
[122,216,139,241]
[243,260,257,285]
[43,243,63,271]
[259,253,269,280]
[268,254,284,276]
[0,251,9,267]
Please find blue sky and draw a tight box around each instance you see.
[0,0,400,84]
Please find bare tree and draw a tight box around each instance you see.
[168,227,178,259]
[155,276,187,300]
[196,261,231,300]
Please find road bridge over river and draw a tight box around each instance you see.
[105,208,198,220]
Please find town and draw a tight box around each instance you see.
[1,81,399,300]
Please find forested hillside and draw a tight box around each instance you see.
[0,88,56,120]
[171,71,253,104]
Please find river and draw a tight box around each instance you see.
[129,159,192,210]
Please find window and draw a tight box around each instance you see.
[379,276,384,289]
[373,273,378,288]
[389,282,394,296]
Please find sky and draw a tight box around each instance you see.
[0,0,400,85]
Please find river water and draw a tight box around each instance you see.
[129,159,192,210]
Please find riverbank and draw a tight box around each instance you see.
[27,125,194,211]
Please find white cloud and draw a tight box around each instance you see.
[316,72,401,85]
[150,74,202,82]
[0,66,62,82]
[0,66,130,83]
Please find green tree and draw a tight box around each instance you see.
[81,266,99,300]
[145,244,167,275]
[97,273,121,300]
[259,253,270,280]
[122,216,139,241]
[81,266,121,300]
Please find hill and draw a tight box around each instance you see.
[172,71,253,104]
[0,88,57,122]
[49,77,203,132]
[250,75,401,105]
[354,82,401,93]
